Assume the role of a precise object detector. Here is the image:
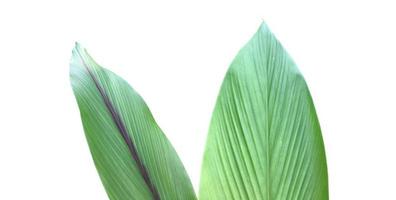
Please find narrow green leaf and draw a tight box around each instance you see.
[70,43,196,200]
[199,23,328,199]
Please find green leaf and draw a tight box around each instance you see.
[199,22,328,199]
[70,43,196,200]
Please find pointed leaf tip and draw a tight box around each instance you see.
[259,21,269,31]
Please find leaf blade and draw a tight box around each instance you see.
[199,23,328,200]
[70,43,196,200]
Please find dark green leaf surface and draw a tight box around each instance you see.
[70,43,196,200]
[199,23,328,199]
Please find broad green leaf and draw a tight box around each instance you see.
[199,23,328,199]
[70,43,196,200]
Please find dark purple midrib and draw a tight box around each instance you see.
[77,52,160,200]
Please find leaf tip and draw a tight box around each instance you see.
[258,21,271,34]
[74,41,80,48]
[72,42,85,56]
[69,42,89,83]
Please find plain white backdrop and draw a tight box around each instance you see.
[0,0,395,199]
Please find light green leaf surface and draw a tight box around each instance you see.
[199,23,328,199]
[70,43,196,200]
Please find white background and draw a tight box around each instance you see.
[0,0,395,199]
